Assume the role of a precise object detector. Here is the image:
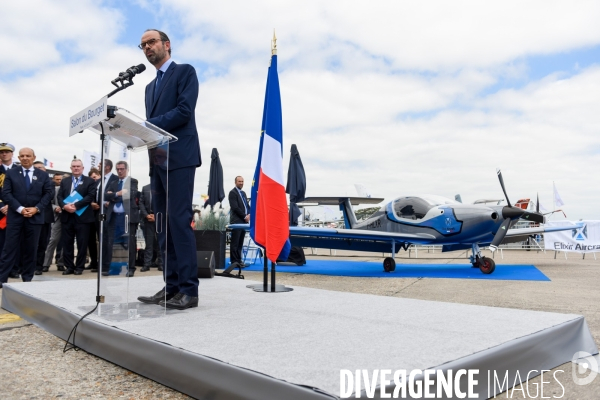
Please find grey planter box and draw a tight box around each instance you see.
[194,230,226,269]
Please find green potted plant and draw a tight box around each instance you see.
[193,204,228,270]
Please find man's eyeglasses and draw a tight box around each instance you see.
[138,38,162,50]
[116,168,126,171]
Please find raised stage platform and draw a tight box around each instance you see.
[2,277,597,399]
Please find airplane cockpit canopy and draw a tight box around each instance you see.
[392,195,457,220]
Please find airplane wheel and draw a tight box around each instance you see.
[479,257,495,274]
[383,257,396,272]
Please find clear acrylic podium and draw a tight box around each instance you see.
[81,107,177,321]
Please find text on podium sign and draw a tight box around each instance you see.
[69,96,108,136]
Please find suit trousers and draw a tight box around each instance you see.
[101,216,116,272]
[127,223,138,273]
[152,166,199,297]
[0,227,6,271]
[0,219,42,283]
[230,229,246,264]
[61,215,90,272]
[0,226,22,275]
[36,222,52,269]
[87,221,99,268]
[43,220,62,268]
[143,220,162,267]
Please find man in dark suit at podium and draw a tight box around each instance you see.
[0,147,53,287]
[229,176,250,267]
[57,159,96,275]
[137,29,201,310]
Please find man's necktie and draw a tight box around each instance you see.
[239,190,248,214]
[116,180,123,208]
[154,70,164,102]
[24,170,31,191]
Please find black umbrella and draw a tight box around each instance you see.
[204,148,225,209]
[285,144,306,226]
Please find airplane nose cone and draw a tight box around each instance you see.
[502,206,524,219]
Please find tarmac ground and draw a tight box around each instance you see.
[1,247,599,399]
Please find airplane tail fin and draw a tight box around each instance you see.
[339,198,358,229]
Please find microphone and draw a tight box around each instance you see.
[112,64,146,84]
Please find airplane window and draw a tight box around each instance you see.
[393,197,433,220]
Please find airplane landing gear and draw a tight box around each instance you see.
[472,256,495,274]
[469,243,496,274]
[383,257,396,272]
[477,256,495,274]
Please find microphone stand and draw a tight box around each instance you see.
[64,73,140,352]
[107,75,136,98]
[94,79,139,301]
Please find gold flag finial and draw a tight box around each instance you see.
[271,29,277,55]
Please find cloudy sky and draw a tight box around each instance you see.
[2,1,600,219]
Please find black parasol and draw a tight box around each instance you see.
[285,144,306,226]
[204,148,225,208]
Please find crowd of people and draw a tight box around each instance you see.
[2,28,203,310]
[0,143,163,288]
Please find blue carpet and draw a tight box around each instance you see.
[230,259,550,281]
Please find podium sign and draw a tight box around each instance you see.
[69,96,108,136]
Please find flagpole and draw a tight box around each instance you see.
[247,31,292,293]
[552,181,556,221]
[263,249,268,292]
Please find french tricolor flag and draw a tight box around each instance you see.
[250,50,291,263]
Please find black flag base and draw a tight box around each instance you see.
[246,283,293,292]
[246,255,293,293]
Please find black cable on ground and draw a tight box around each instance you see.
[63,301,100,353]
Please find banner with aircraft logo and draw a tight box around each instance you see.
[544,221,600,253]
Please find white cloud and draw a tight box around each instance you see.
[0,0,124,74]
[2,1,600,219]
[166,0,600,71]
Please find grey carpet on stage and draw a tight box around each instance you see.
[2,277,597,399]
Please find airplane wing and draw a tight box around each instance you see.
[227,224,436,253]
[296,197,384,206]
[290,226,436,243]
[501,222,584,244]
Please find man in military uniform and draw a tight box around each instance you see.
[0,143,20,279]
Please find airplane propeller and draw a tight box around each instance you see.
[489,169,545,251]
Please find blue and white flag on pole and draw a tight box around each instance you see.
[553,182,565,207]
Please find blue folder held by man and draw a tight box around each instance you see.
[64,191,88,216]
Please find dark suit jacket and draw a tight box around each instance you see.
[104,177,140,224]
[229,188,248,224]
[42,195,54,224]
[0,164,20,223]
[57,175,96,224]
[145,62,201,171]
[2,167,53,225]
[97,173,118,215]
[138,184,153,219]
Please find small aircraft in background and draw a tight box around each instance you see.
[231,170,581,274]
